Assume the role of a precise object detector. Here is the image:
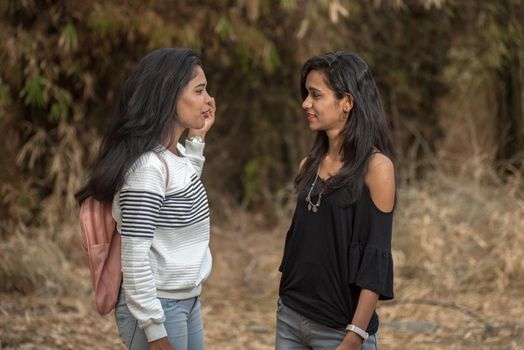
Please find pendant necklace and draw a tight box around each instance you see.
[305,162,324,213]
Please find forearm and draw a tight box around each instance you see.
[183,139,205,177]
[121,237,166,341]
[352,288,379,330]
[119,169,167,342]
[338,289,379,349]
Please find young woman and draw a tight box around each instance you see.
[76,48,215,350]
[276,51,395,350]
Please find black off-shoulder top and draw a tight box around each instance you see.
[278,178,394,334]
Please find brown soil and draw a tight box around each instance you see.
[1,197,524,349]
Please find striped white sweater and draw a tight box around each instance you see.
[112,140,211,342]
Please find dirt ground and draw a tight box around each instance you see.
[1,214,524,349]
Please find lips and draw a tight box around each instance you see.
[306,113,317,121]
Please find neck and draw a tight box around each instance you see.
[162,123,185,155]
[325,129,343,160]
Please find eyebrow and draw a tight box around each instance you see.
[306,86,322,92]
[194,82,207,89]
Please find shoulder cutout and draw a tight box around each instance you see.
[365,153,395,213]
[299,157,307,171]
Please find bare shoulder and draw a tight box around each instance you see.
[299,157,307,171]
[365,153,395,213]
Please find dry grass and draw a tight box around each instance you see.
[0,233,82,296]
[1,173,524,349]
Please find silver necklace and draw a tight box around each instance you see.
[306,164,324,213]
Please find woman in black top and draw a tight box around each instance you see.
[276,52,395,350]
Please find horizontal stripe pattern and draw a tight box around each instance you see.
[120,190,163,238]
[120,175,209,236]
[158,174,209,228]
[112,145,212,341]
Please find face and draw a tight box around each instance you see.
[176,65,212,129]
[302,70,350,134]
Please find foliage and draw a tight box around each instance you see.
[0,0,523,242]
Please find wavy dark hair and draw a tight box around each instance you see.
[75,48,201,204]
[295,51,394,203]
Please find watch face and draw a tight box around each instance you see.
[188,136,203,143]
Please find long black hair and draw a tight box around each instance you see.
[76,48,201,204]
[295,51,394,203]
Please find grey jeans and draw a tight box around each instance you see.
[115,288,205,350]
[275,298,378,350]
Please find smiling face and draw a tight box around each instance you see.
[176,65,212,130]
[302,70,350,135]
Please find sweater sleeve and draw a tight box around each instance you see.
[178,139,205,178]
[119,156,167,342]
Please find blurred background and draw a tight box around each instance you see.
[1,0,523,349]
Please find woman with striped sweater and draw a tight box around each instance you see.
[76,48,215,350]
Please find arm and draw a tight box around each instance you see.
[119,157,168,343]
[185,97,215,177]
[180,139,205,178]
[364,153,395,213]
[337,290,379,349]
[338,153,395,350]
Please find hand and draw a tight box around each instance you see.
[149,337,175,350]
[189,96,216,139]
[336,331,363,350]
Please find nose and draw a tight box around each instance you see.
[204,91,211,103]
[302,95,312,110]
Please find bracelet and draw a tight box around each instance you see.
[345,324,369,341]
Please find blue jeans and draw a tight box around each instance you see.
[276,298,378,350]
[115,288,205,350]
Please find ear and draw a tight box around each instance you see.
[342,94,354,113]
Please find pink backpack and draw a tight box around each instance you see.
[79,198,121,315]
[79,151,168,315]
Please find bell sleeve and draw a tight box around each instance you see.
[349,192,394,300]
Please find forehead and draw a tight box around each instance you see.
[189,65,206,84]
[305,70,328,89]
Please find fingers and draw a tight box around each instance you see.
[207,97,216,122]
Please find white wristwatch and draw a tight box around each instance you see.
[187,135,204,143]
[345,324,369,341]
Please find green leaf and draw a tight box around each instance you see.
[262,43,281,73]
[20,76,46,108]
[58,22,78,52]
[215,17,233,40]
[49,88,72,122]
